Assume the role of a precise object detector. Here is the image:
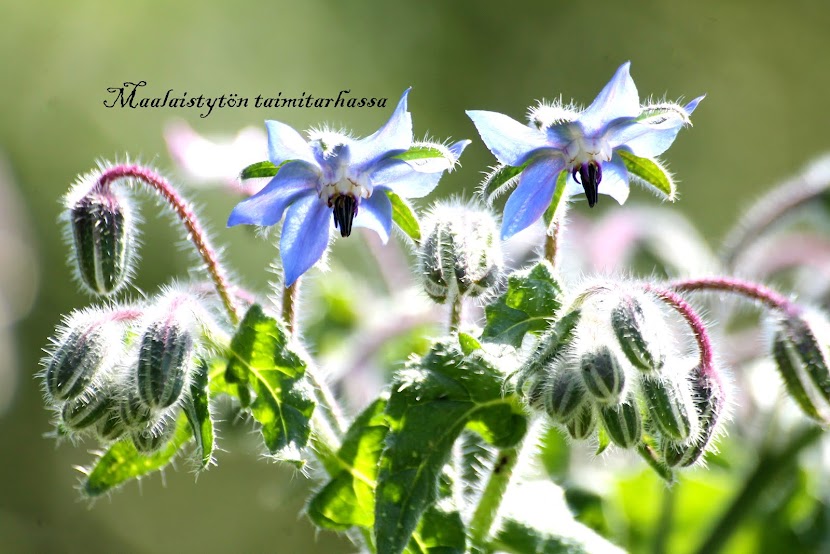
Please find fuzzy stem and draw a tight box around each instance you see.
[544,224,560,266]
[306,364,347,436]
[670,276,800,316]
[97,164,241,325]
[282,279,300,334]
[693,425,822,554]
[469,446,519,547]
[645,285,719,383]
[449,293,463,333]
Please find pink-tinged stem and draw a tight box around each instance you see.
[670,276,799,317]
[97,164,241,326]
[645,284,719,384]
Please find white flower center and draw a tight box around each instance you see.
[563,136,612,169]
[320,177,370,204]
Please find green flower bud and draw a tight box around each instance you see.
[642,373,698,443]
[599,400,642,448]
[64,177,138,296]
[544,369,587,423]
[131,416,177,454]
[137,321,195,409]
[662,369,725,467]
[566,403,596,440]
[119,387,155,428]
[96,410,128,442]
[60,383,115,432]
[611,293,666,372]
[514,310,581,394]
[419,203,502,303]
[44,315,111,403]
[581,346,626,404]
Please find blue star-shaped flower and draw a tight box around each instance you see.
[467,62,703,239]
[228,89,469,285]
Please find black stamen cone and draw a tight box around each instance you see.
[332,195,358,237]
[577,162,602,208]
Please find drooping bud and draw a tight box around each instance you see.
[135,292,201,410]
[641,373,698,443]
[96,409,128,442]
[64,174,138,296]
[599,399,642,448]
[544,369,587,423]
[514,310,581,399]
[419,203,502,303]
[131,416,177,454]
[611,293,666,372]
[580,346,626,404]
[566,403,596,440]
[771,312,830,422]
[119,387,155,428]
[60,383,115,432]
[662,369,725,467]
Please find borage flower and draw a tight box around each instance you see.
[467,62,703,239]
[228,89,469,285]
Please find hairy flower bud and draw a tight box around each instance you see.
[642,373,698,443]
[544,369,587,423]
[419,203,502,303]
[96,410,128,442]
[611,293,666,372]
[566,403,596,440]
[581,346,626,404]
[64,176,138,296]
[60,383,115,432]
[662,369,725,467]
[599,399,642,448]
[514,310,581,398]
[131,416,177,454]
[119,388,155,428]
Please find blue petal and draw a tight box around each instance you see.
[685,95,705,114]
[448,139,472,161]
[227,161,319,227]
[370,158,442,198]
[353,191,393,243]
[501,156,566,240]
[351,89,413,170]
[265,120,318,166]
[606,120,684,159]
[563,153,630,204]
[280,194,332,286]
[466,110,552,166]
[578,62,640,136]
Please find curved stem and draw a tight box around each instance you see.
[693,425,822,554]
[97,164,241,325]
[670,276,799,316]
[469,446,519,547]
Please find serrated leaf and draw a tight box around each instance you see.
[83,414,191,497]
[375,341,528,554]
[309,397,389,530]
[479,163,528,205]
[386,190,421,241]
[407,506,466,554]
[618,150,676,201]
[185,359,214,468]
[225,305,315,458]
[482,262,563,348]
[240,160,283,180]
[542,170,570,228]
[458,332,482,355]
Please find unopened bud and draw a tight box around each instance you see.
[544,369,587,423]
[65,179,138,296]
[96,410,128,442]
[131,416,177,454]
[642,373,698,443]
[119,387,155,428]
[419,203,502,303]
[60,383,115,432]
[566,403,596,440]
[581,346,626,404]
[599,400,642,448]
[663,369,725,467]
[611,293,666,372]
[514,310,581,398]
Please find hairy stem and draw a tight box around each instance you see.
[469,446,519,547]
[544,224,560,266]
[670,276,799,316]
[449,293,463,333]
[306,364,347,436]
[693,425,822,554]
[97,164,241,325]
[282,279,300,334]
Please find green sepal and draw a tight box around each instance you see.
[184,359,215,469]
[83,413,191,497]
[479,163,528,205]
[542,171,569,228]
[458,332,482,355]
[386,190,421,242]
[393,145,449,164]
[596,427,611,455]
[637,440,676,484]
[225,305,315,461]
[482,262,563,348]
[374,341,528,554]
[240,160,284,180]
[618,150,676,201]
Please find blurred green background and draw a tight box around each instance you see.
[2,0,830,552]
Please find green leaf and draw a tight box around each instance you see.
[482,262,563,348]
[185,359,214,469]
[596,427,610,455]
[83,414,191,497]
[458,332,482,355]
[542,170,570,228]
[492,519,608,554]
[309,397,389,530]
[386,190,421,241]
[225,305,315,459]
[393,145,448,163]
[375,341,528,554]
[479,163,528,204]
[408,506,466,554]
[618,150,676,201]
[240,160,282,180]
